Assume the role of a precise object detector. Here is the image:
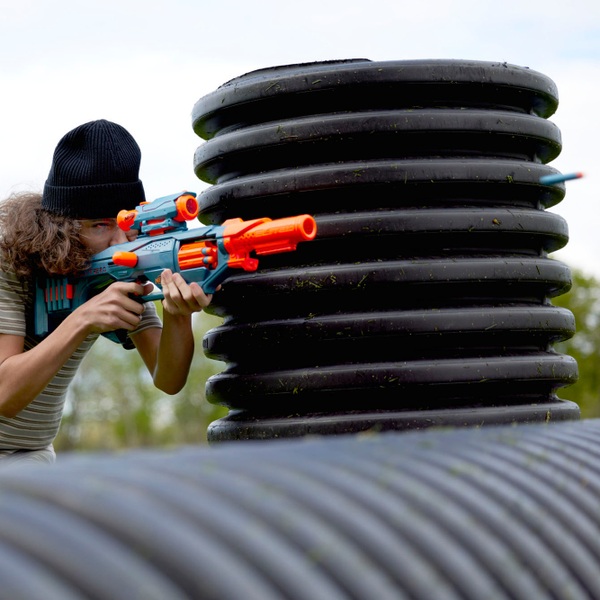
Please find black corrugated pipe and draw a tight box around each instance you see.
[2,419,600,599]
[190,59,579,441]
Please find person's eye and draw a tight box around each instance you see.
[94,221,116,230]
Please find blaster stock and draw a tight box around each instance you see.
[35,191,317,344]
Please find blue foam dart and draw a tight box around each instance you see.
[539,172,584,185]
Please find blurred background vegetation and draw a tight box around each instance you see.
[54,309,227,452]
[552,268,600,419]
[54,266,600,453]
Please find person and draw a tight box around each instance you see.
[0,119,213,464]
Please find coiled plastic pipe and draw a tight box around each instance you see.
[1,418,600,599]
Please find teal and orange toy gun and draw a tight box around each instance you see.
[35,191,317,344]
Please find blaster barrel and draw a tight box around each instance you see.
[223,214,317,256]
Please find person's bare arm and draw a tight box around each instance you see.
[0,281,147,417]
[133,269,213,395]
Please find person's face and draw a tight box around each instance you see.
[78,218,138,254]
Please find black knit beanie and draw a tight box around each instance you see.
[42,119,146,219]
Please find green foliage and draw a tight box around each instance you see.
[552,268,600,417]
[54,308,227,452]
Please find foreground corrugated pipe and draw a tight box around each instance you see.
[1,419,600,599]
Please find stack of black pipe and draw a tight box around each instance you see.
[191,59,579,441]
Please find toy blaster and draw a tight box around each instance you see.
[35,191,317,344]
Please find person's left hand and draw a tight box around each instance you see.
[159,269,213,316]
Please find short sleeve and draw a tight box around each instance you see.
[0,270,27,336]
[129,300,162,336]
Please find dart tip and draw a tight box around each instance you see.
[539,172,584,185]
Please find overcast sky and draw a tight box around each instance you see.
[1,0,599,276]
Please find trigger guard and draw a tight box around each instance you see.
[141,289,165,302]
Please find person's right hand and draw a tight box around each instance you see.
[73,281,152,335]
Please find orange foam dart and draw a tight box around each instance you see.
[223,215,317,270]
[112,251,139,268]
[178,242,218,270]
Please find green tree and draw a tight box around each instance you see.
[552,268,600,418]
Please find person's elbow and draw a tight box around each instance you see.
[153,375,187,396]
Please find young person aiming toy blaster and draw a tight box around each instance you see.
[35,190,317,345]
[0,119,314,464]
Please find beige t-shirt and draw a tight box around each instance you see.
[0,269,162,455]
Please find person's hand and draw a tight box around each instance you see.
[159,269,213,316]
[74,281,150,335]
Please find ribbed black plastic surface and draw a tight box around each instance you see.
[2,419,600,599]
[190,59,579,440]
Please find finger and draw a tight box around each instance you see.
[159,270,180,302]
[160,269,174,286]
[120,311,143,329]
[166,272,193,303]
[141,282,154,296]
[188,282,212,308]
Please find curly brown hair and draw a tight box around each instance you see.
[0,192,93,280]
